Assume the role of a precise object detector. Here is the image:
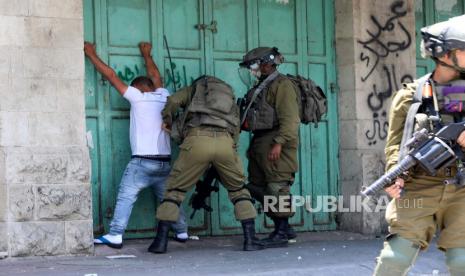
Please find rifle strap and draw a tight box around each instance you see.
[240,70,280,126]
[398,73,431,161]
[176,80,200,137]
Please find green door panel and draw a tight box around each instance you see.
[257,0,297,54]
[84,0,338,238]
[211,0,248,53]
[107,0,152,47]
[162,0,202,51]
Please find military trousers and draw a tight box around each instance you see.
[385,167,465,250]
[156,128,256,222]
[246,130,298,218]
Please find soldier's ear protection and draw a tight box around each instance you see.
[258,47,284,66]
[422,31,448,57]
[243,47,284,69]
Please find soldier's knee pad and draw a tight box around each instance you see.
[446,248,465,276]
[374,236,420,276]
[156,199,181,222]
[245,183,264,203]
[267,182,290,196]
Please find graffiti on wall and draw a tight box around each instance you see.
[116,65,141,82]
[358,0,413,146]
[114,62,194,91]
[165,62,195,91]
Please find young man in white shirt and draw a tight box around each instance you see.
[84,42,188,249]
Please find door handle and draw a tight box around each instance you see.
[195,23,207,30]
[194,20,217,34]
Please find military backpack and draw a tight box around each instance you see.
[286,74,327,126]
[171,75,239,143]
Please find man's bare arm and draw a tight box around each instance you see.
[139,42,163,89]
[84,42,128,95]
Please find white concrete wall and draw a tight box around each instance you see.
[0,0,92,257]
[336,0,416,234]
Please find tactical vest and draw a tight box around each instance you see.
[400,75,465,160]
[243,74,288,131]
[185,76,239,133]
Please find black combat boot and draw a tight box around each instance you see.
[268,217,297,240]
[241,219,265,251]
[286,225,297,240]
[148,220,171,254]
[261,218,289,248]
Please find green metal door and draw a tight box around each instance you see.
[415,0,465,77]
[84,0,338,238]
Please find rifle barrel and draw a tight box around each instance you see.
[361,155,417,196]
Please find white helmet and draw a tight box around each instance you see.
[421,15,465,73]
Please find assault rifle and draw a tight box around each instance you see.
[189,166,220,219]
[361,122,465,197]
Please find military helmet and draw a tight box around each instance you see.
[239,47,283,68]
[421,15,465,58]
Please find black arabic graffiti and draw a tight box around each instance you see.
[366,111,389,146]
[367,64,413,111]
[358,0,412,82]
[364,64,413,146]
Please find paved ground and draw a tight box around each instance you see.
[0,231,449,276]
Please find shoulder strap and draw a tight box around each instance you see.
[239,71,280,126]
[398,73,431,161]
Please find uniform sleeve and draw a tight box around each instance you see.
[384,88,414,172]
[161,86,192,126]
[272,79,301,145]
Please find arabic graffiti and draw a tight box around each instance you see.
[358,0,411,82]
[114,62,194,90]
[116,65,141,82]
[365,65,413,146]
[367,65,413,112]
[165,62,195,90]
[359,0,413,146]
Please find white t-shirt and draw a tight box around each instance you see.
[123,86,171,156]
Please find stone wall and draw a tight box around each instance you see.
[0,0,92,257]
[336,0,416,234]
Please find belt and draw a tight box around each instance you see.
[131,155,171,161]
[188,128,230,137]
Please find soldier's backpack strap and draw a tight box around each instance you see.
[398,73,432,161]
[239,70,279,126]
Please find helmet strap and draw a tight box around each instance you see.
[451,50,465,73]
[433,53,465,74]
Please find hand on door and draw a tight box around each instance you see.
[139,42,152,57]
[84,42,97,57]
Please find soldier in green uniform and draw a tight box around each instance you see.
[374,15,465,276]
[148,76,264,254]
[239,47,300,248]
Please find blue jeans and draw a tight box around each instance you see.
[109,158,188,235]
